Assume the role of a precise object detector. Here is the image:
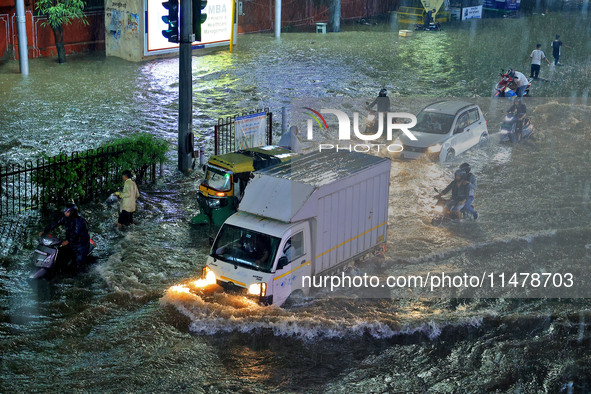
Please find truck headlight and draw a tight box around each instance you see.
[207,199,221,208]
[427,144,442,153]
[204,267,216,285]
[193,266,217,288]
[248,282,267,297]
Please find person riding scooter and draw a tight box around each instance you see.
[507,97,527,138]
[435,170,471,220]
[459,163,478,220]
[39,203,91,270]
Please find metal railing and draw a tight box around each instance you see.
[214,108,273,155]
[0,144,157,218]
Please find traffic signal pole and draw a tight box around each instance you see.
[178,0,194,173]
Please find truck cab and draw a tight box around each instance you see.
[206,212,313,306]
[191,146,297,226]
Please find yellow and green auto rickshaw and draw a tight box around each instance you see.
[191,146,297,225]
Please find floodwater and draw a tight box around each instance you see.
[2,11,591,392]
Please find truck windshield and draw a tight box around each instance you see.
[212,224,280,273]
[413,111,455,134]
[204,166,231,191]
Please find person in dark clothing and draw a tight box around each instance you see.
[40,203,91,270]
[459,163,478,220]
[435,170,470,220]
[368,88,391,114]
[551,35,571,65]
[424,9,435,28]
[368,88,391,132]
[507,97,527,137]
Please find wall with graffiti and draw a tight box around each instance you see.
[105,0,142,61]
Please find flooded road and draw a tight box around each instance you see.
[2,12,591,392]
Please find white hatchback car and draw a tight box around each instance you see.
[395,101,488,162]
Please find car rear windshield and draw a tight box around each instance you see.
[412,111,456,134]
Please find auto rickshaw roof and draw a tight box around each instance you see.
[208,146,297,174]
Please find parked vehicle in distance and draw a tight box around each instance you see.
[198,151,391,307]
[394,101,489,162]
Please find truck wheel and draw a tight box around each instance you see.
[284,290,305,307]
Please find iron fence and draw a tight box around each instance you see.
[214,108,273,155]
[0,144,157,218]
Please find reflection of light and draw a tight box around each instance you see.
[427,144,442,153]
[168,285,191,294]
[193,268,217,288]
[434,205,444,213]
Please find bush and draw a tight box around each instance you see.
[101,133,169,183]
[33,133,169,208]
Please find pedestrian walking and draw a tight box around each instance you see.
[551,35,571,65]
[113,170,140,228]
[529,43,550,79]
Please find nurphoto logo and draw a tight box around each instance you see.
[301,106,418,153]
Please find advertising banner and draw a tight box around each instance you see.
[462,5,483,19]
[145,0,233,55]
[235,112,267,150]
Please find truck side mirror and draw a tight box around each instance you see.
[277,256,288,269]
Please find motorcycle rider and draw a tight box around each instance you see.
[507,97,527,137]
[459,163,478,220]
[39,203,91,270]
[367,88,391,133]
[435,170,471,220]
[508,69,528,97]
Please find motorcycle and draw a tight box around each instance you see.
[499,113,534,142]
[30,234,95,279]
[431,188,476,225]
[494,70,531,98]
[414,22,442,31]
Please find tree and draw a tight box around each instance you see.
[313,0,341,32]
[35,0,88,63]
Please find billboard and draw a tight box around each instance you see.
[145,0,234,55]
[235,112,268,150]
[462,5,483,19]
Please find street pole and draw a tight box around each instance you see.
[15,0,29,75]
[178,0,193,172]
[330,0,340,33]
[275,0,281,38]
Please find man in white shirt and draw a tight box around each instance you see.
[530,43,551,79]
[510,69,529,97]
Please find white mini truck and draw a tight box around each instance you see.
[201,151,391,306]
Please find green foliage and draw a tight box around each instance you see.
[33,133,169,208]
[101,133,169,183]
[35,0,88,29]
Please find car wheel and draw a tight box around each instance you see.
[479,133,488,146]
[445,149,455,161]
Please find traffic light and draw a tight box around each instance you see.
[193,0,207,42]
[162,0,179,43]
